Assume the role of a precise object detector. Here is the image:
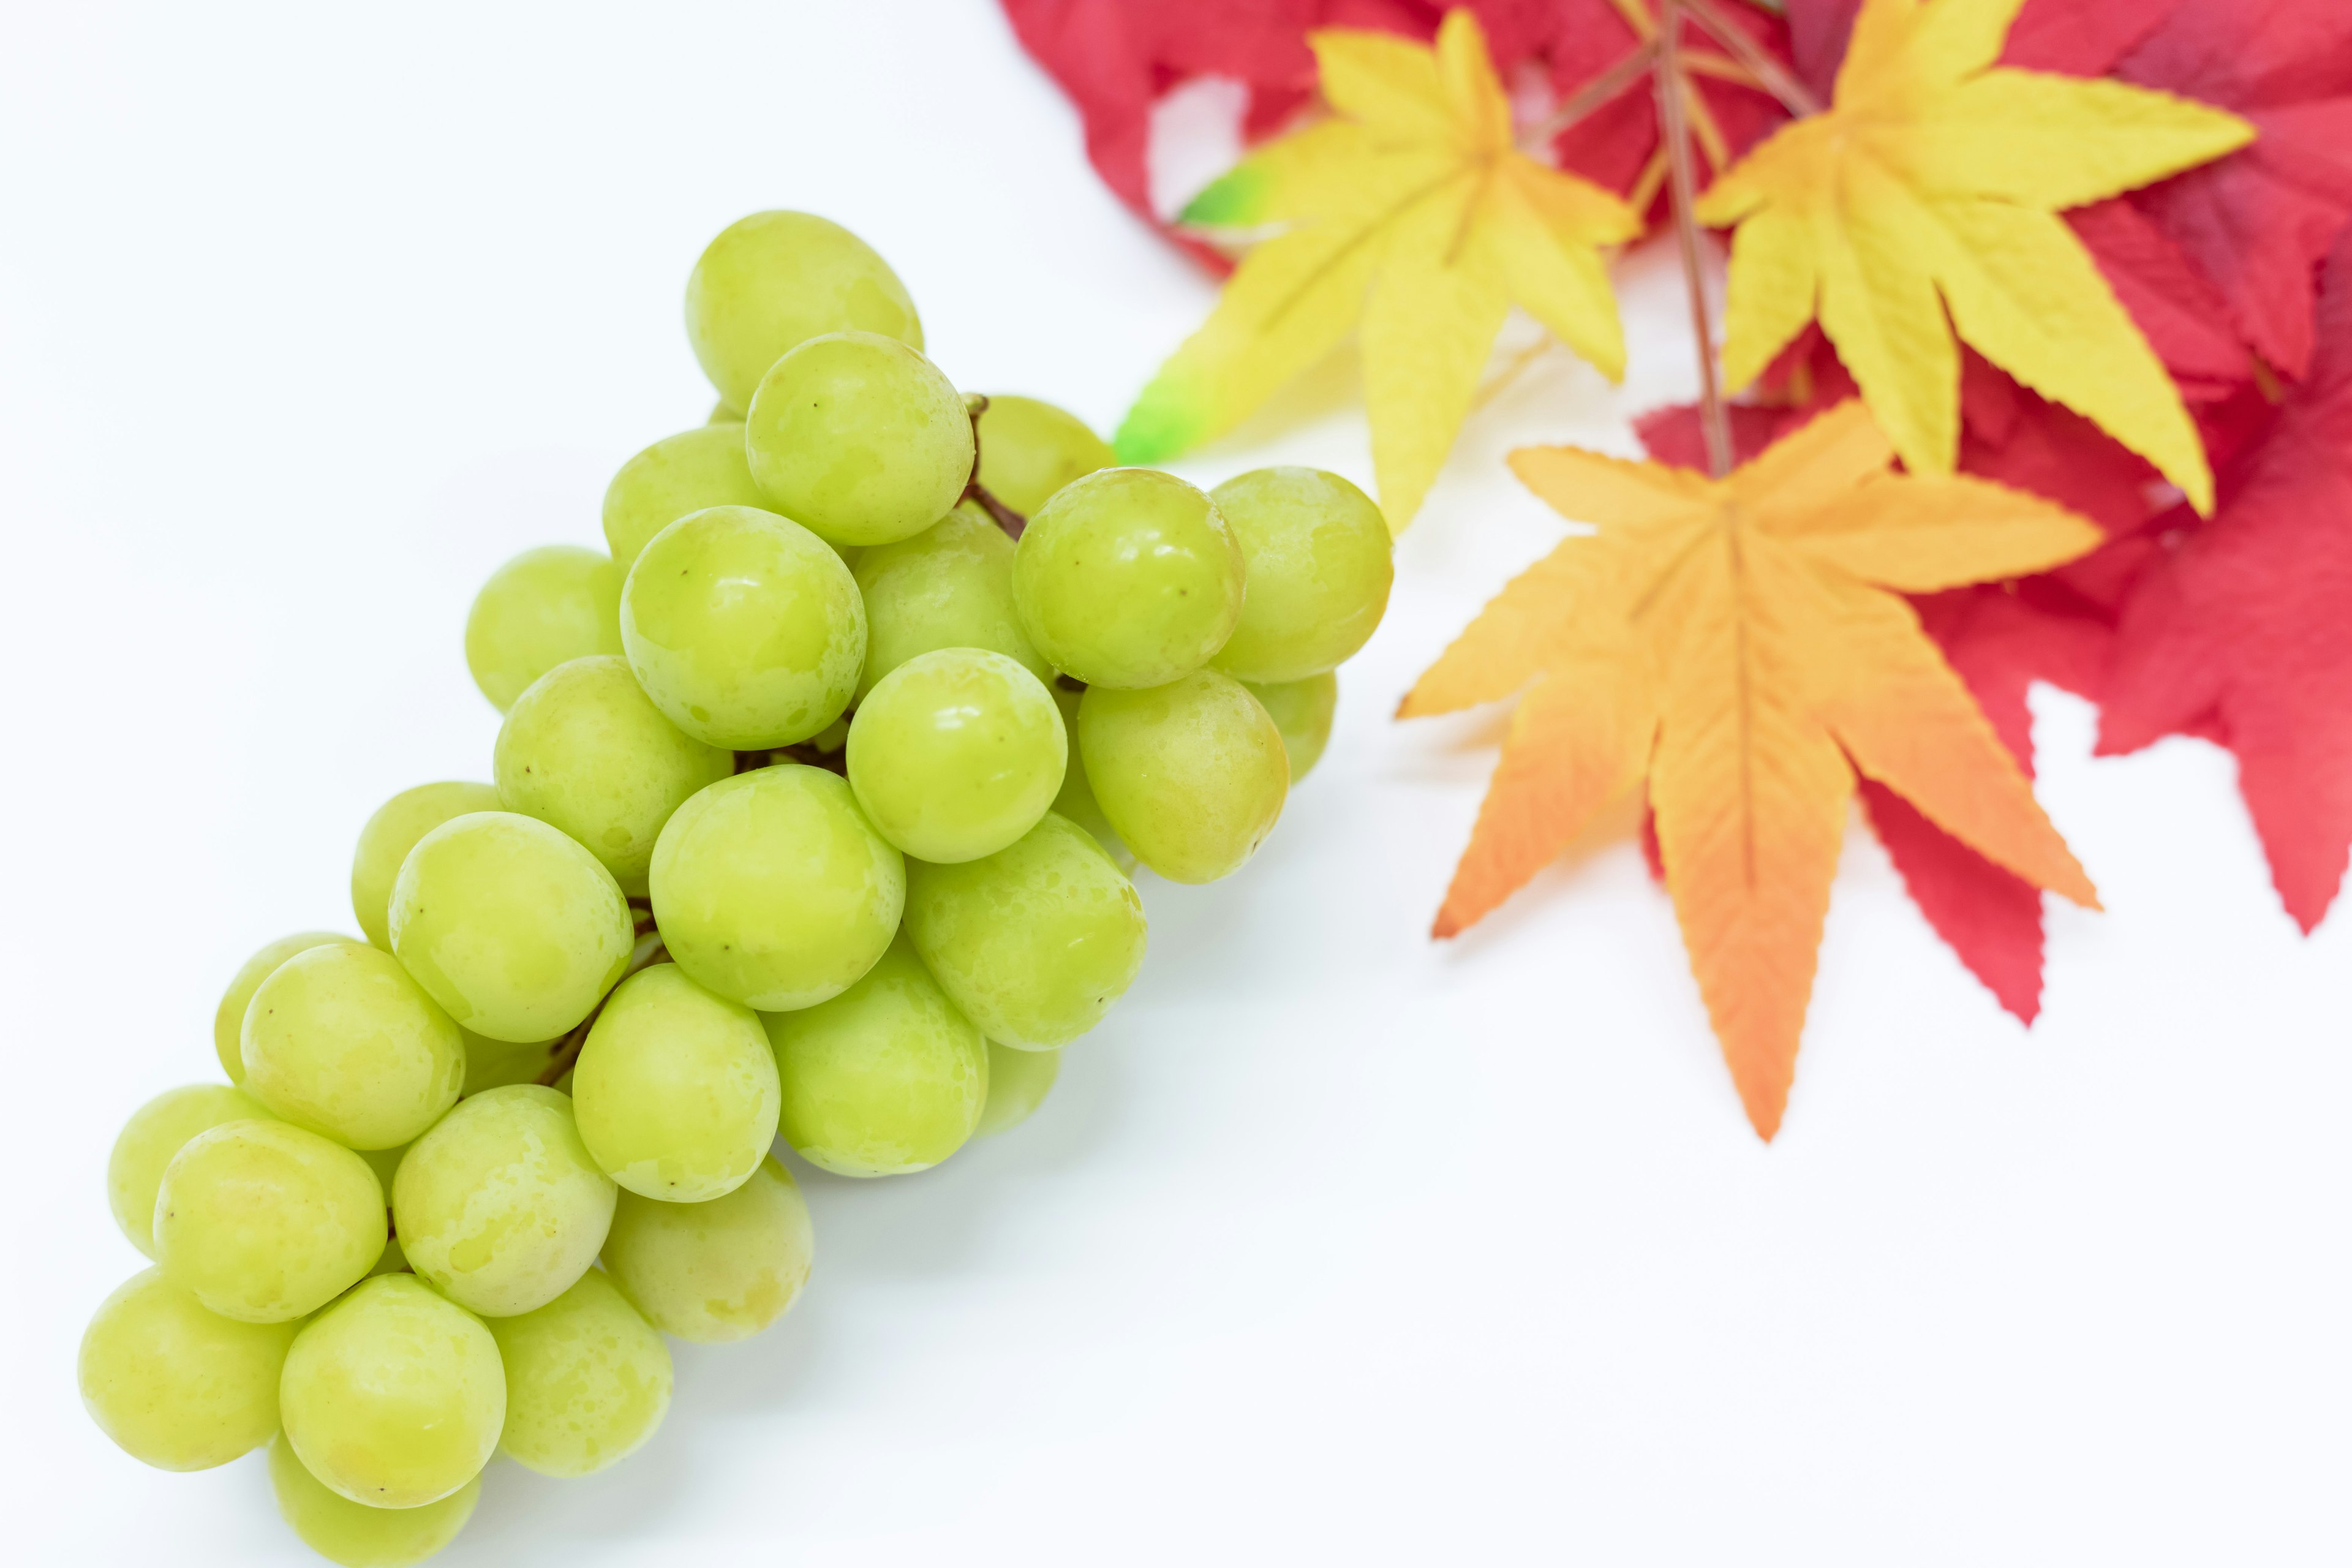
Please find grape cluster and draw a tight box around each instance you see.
[78,211,1393,1566]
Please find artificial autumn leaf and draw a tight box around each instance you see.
[2101,225,2352,932]
[1786,0,2175,100]
[1638,371,2147,1023]
[998,0,1423,261]
[1117,10,1639,527]
[2116,0,2352,383]
[1403,402,2102,1137]
[1696,0,2253,513]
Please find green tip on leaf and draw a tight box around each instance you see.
[1178,165,1267,229]
[1112,383,1203,466]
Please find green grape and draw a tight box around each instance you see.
[393,1085,616,1316]
[350,783,503,951]
[1048,684,1134,869]
[242,943,464,1150]
[494,654,733,894]
[976,1042,1061,1138]
[619,505,865,748]
[852,507,1051,701]
[107,1085,275,1257]
[763,932,988,1177]
[744,331,974,546]
[460,1028,558,1096]
[1242,672,1338,783]
[649,764,903,1011]
[903,812,1147,1049]
[686,211,923,415]
[215,932,355,1081]
[1012,468,1245,688]
[154,1120,383,1322]
[389,810,634,1042]
[486,1268,673,1478]
[1207,467,1393,682]
[973,394,1114,516]
[1080,670,1289,884]
[601,422,769,571]
[847,648,1067,863]
[573,965,780,1202]
[78,1267,296,1471]
[281,1274,505,1510]
[464,545,624,712]
[269,1436,478,1568]
[601,1156,812,1344]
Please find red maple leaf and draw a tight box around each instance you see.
[2100,225,2352,931]
[2117,0,2352,382]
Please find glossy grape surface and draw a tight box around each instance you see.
[649,764,903,1011]
[494,654,732,894]
[972,394,1114,516]
[745,330,973,546]
[764,933,988,1177]
[603,422,770,570]
[685,211,922,413]
[487,1269,673,1479]
[1012,467,1244,688]
[601,1156,813,1344]
[107,1085,276,1257]
[268,1436,478,1567]
[903,812,1147,1049]
[350,783,503,952]
[242,942,465,1150]
[847,648,1067,863]
[619,505,865,749]
[464,546,624,712]
[1080,669,1289,883]
[852,507,1051,701]
[279,1274,505,1510]
[388,811,634,1042]
[1207,466,1393,682]
[574,965,780,1202]
[79,1267,296,1471]
[393,1085,616,1317]
[154,1120,385,1322]
[1243,672,1338,783]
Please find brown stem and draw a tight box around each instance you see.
[959,393,1031,540]
[1680,0,1824,117]
[1656,0,1733,479]
[1518,36,1660,154]
[536,937,673,1086]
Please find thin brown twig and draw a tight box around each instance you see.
[1680,0,1825,117]
[958,393,1031,540]
[1656,0,1733,478]
[1518,37,1660,154]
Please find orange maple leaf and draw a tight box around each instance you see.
[1401,403,2103,1139]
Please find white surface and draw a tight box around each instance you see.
[3,3,2346,1563]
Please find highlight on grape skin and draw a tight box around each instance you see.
[79,209,1392,1564]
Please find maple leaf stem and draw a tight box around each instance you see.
[1654,0,1733,478]
[1518,36,1660,156]
[1679,0,1823,118]
[959,393,1031,540]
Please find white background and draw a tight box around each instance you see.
[4,2,2346,1563]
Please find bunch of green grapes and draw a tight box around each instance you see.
[80,209,1392,1566]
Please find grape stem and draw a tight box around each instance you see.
[958,394,1031,540]
[534,933,672,1087]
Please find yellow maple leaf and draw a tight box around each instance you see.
[1693,0,2253,514]
[1401,403,2103,1139]
[1115,10,1639,528]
